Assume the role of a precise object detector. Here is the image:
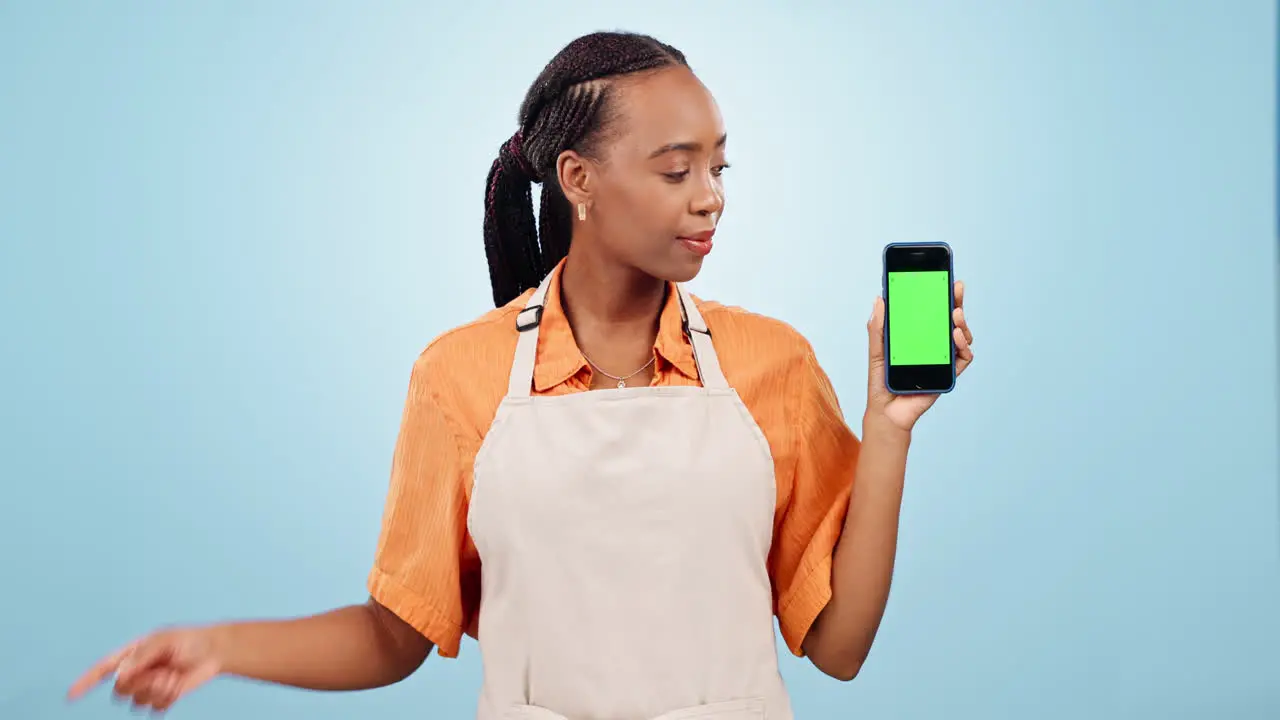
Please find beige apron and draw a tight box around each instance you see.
[467,271,794,720]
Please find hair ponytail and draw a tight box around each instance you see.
[481,32,689,307]
[483,131,543,308]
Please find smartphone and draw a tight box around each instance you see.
[882,242,956,395]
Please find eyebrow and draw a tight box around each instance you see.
[647,133,728,159]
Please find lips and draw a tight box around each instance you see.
[677,229,715,257]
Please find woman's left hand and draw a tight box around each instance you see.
[866,281,974,433]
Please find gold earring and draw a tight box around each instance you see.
[577,203,587,221]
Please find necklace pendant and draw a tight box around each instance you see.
[617,379,627,389]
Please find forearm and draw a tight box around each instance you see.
[212,601,430,691]
[804,414,910,679]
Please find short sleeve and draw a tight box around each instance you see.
[367,352,480,659]
[772,344,860,657]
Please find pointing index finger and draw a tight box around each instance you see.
[67,643,135,700]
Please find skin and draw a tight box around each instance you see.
[556,67,728,386]
[66,64,976,712]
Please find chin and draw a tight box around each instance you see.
[659,259,703,284]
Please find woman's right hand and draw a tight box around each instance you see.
[67,625,224,713]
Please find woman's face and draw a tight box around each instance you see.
[573,66,728,283]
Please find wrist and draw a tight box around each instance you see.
[862,412,912,450]
[203,622,236,675]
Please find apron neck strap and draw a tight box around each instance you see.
[507,272,729,398]
[507,272,553,398]
[674,283,728,390]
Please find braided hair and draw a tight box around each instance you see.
[483,32,689,307]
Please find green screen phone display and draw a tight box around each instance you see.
[887,270,951,366]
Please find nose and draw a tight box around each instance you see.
[690,170,724,220]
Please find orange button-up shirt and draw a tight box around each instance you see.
[368,261,861,659]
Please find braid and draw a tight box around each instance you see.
[483,132,542,305]
[482,32,689,307]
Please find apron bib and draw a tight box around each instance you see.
[467,271,793,720]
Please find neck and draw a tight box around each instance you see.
[559,244,667,335]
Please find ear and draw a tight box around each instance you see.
[554,149,592,208]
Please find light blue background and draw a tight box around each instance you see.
[2,1,1277,718]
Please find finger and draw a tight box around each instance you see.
[148,666,186,712]
[954,280,965,309]
[953,327,974,375]
[153,671,183,712]
[952,307,973,345]
[136,669,181,712]
[113,666,154,700]
[129,677,157,711]
[117,636,171,685]
[113,641,171,700]
[163,660,219,707]
[68,642,137,699]
[112,666,160,705]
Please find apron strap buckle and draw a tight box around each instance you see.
[516,304,544,332]
[682,315,712,339]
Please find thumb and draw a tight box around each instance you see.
[866,296,887,398]
[867,296,885,365]
[865,294,885,353]
[117,635,172,683]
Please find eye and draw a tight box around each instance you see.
[663,170,690,182]
[711,163,731,177]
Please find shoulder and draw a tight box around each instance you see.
[413,298,524,380]
[688,295,831,440]
[691,296,817,376]
[692,293,849,419]
[406,290,531,440]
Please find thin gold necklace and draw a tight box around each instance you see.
[581,352,656,389]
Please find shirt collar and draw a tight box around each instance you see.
[530,260,700,392]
